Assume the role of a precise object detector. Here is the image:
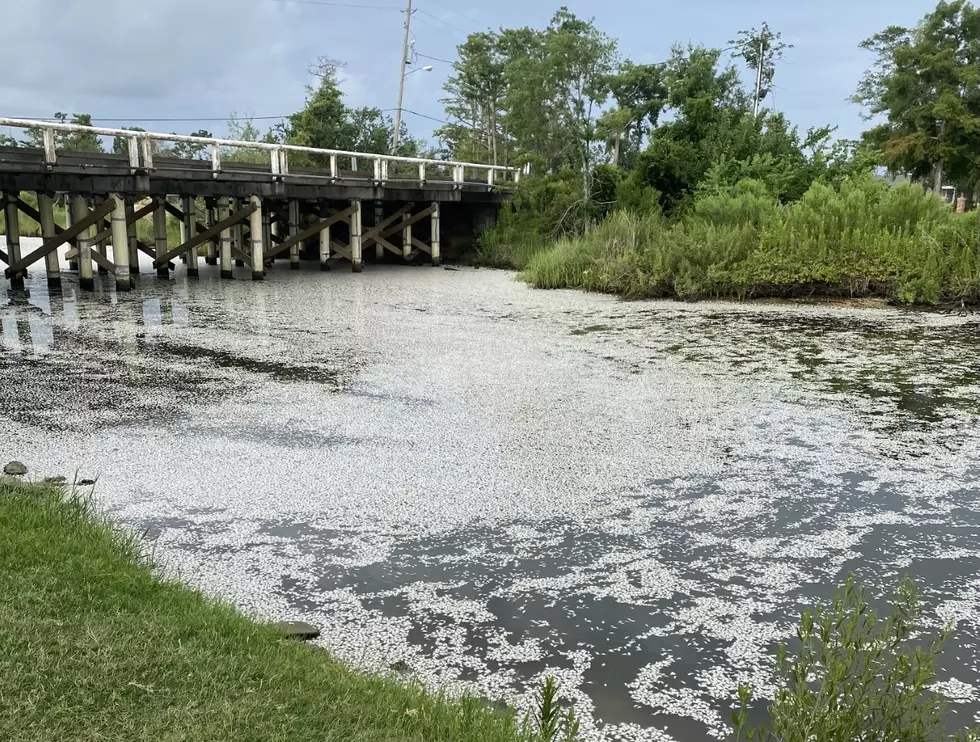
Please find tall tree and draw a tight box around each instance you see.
[854,0,980,195]
[171,129,214,160]
[112,126,145,155]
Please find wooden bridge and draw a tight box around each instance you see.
[0,117,523,291]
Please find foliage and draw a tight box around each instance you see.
[730,576,980,742]
[0,479,553,742]
[854,0,980,193]
[599,61,668,168]
[25,112,104,153]
[519,175,979,305]
[532,677,579,742]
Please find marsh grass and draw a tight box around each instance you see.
[516,177,980,305]
[0,480,546,742]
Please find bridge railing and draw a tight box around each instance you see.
[0,117,528,189]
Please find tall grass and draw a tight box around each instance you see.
[518,177,980,305]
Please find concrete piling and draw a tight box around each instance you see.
[289,200,300,270]
[153,197,169,280]
[218,197,233,280]
[249,195,264,281]
[350,199,363,273]
[72,195,95,291]
[3,193,24,289]
[431,201,440,267]
[182,195,199,277]
[110,194,131,291]
[38,192,60,289]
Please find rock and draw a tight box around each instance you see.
[3,461,27,476]
[273,621,320,641]
[77,478,97,486]
[42,476,67,484]
[389,660,412,673]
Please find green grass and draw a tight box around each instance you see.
[0,481,536,742]
[510,176,980,305]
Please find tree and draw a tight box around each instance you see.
[438,32,507,165]
[171,130,213,160]
[28,112,104,153]
[112,126,145,155]
[599,61,668,167]
[730,22,793,116]
[854,0,980,197]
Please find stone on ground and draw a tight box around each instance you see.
[3,461,27,476]
[273,621,320,641]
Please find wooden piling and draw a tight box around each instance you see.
[110,194,131,291]
[218,197,233,279]
[72,195,95,290]
[38,193,61,289]
[350,199,363,273]
[153,197,169,280]
[3,193,24,289]
[249,195,264,280]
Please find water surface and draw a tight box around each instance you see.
[3,238,980,740]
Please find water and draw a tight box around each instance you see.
[3,237,980,740]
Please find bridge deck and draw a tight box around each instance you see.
[0,148,506,205]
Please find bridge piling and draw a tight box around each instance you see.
[182,196,199,277]
[204,198,217,265]
[37,194,60,288]
[110,194,131,291]
[318,201,331,272]
[125,198,139,274]
[374,201,384,261]
[289,200,300,270]
[3,193,24,289]
[431,202,440,267]
[153,197,169,280]
[350,199,363,273]
[233,197,246,268]
[72,196,95,291]
[38,192,60,289]
[249,195,264,281]
[218,197,233,280]
[65,198,78,272]
[401,210,411,261]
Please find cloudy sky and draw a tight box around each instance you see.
[0,0,938,147]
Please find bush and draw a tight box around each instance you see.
[730,576,979,742]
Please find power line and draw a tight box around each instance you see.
[417,52,454,65]
[257,0,401,9]
[415,7,468,36]
[5,115,289,123]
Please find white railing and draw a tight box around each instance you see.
[0,117,529,188]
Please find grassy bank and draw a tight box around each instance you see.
[0,480,535,742]
[487,177,980,305]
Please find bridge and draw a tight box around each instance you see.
[0,117,523,291]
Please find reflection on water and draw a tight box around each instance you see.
[3,257,980,742]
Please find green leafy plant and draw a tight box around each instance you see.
[730,576,980,742]
[531,676,580,742]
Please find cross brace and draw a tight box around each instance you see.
[5,199,115,278]
[265,205,356,260]
[153,202,257,269]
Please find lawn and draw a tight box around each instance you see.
[0,480,533,742]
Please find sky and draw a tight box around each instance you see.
[0,0,943,149]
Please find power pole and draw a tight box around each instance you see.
[753,36,764,117]
[391,0,413,154]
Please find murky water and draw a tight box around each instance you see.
[3,237,980,741]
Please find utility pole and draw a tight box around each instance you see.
[753,36,764,117]
[391,0,413,155]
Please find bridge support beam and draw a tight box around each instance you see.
[350,198,362,273]
[65,198,78,272]
[110,194,131,291]
[182,196,199,277]
[289,200,300,270]
[431,201,441,267]
[401,210,411,261]
[125,198,139,274]
[249,195,264,281]
[218,197,233,279]
[204,199,216,265]
[38,193,60,289]
[153,197,169,280]
[72,196,95,291]
[3,193,24,289]
[233,198,246,267]
[374,201,383,260]
[319,201,331,271]
[95,215,109,275]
